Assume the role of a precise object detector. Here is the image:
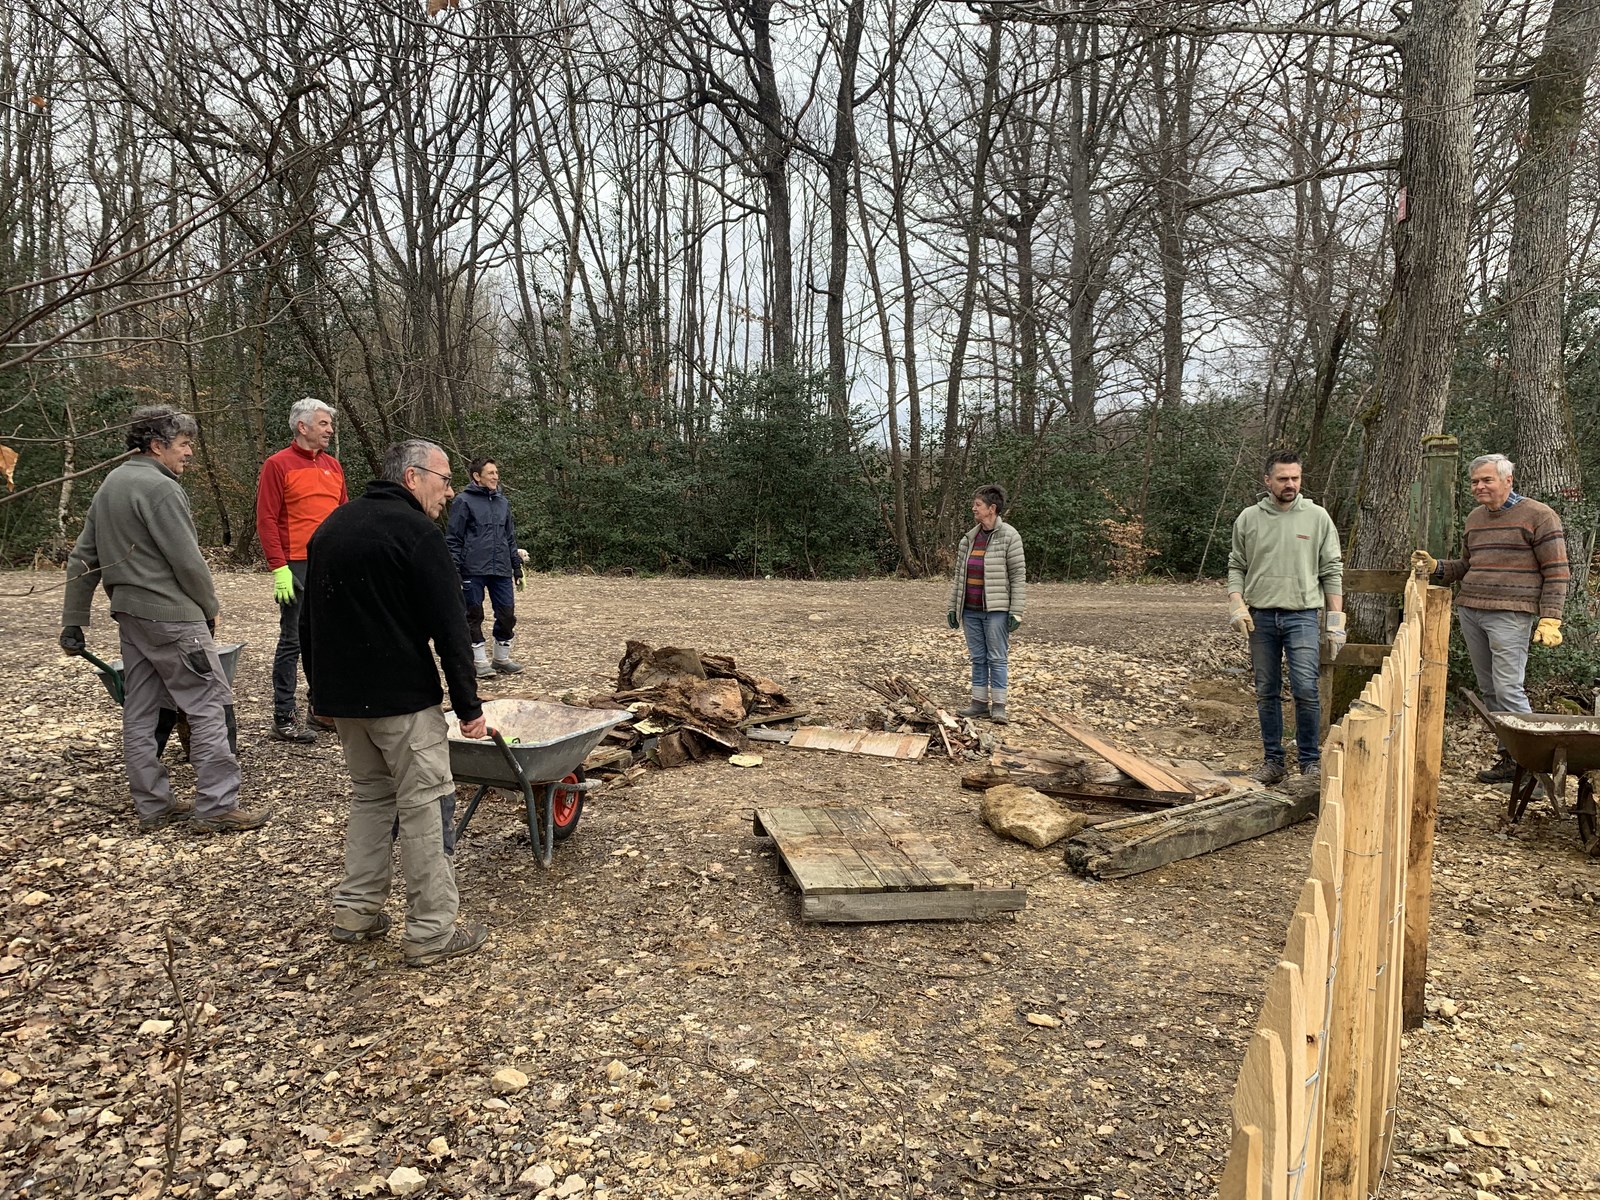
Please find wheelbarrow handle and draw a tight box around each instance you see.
[76,647,125,706]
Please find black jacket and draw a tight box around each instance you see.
[300,481,483,722]
[446,483,521,579]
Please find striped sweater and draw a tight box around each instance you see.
[1436,496,1569,618]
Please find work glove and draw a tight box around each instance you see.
[59,625,85,656]
[1533,617,1563,648]
[1006,614,1020,634]
[1324,610,1348,654]
[1228,603,1254,635]
[515,572,525,593]
[946,611,958,630]
[206,617,217,638]
[1410,549,1437,577]
[271,565,296,605]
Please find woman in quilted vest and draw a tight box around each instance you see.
[946,484,1027,725]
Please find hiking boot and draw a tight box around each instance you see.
[492,641,524,675]
[190,805,271,835]
[1476,754,1519,784]
[405,922,488,969]
[471,644,495,680]
[989,705,1009,726]
[331,913,392,945]
[271,716,317,744]
[307,711,337,733]
[138,798,195,833]
[1300,762,1321,783]
[957,701,990,719]
[1249,760,1288,786]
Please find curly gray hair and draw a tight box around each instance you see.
[126,405,199,453]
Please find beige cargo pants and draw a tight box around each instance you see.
[330,706,459,956]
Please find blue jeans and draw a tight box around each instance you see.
[1248,607,1321,766]
[462,575,517,644]
[962,610,1011,700]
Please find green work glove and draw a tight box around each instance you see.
[946,610,958,630]
[1006,614,1020,634]
[272,565,296,605]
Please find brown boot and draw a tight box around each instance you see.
[190,805,271,834]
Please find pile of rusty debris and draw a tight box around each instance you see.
[581,641,805,772]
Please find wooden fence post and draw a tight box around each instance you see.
[1417,436,1460,559]
[1403,584,1452,1028]
[1319,701,1388,1200]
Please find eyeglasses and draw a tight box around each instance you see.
[412,465,456,487]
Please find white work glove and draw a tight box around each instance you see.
[1228,603,1254,635]
[1324,610,1348,654]
[1410,549,1437,577]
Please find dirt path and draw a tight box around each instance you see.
[1,570,1596,1198]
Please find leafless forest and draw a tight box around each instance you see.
[1,0,1597,596]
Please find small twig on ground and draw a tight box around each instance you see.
[159,930,199,1195]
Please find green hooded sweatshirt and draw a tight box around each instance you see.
[1226,494,1343,611]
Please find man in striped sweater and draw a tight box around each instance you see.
[1412,453,1569,782]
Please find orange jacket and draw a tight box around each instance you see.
[255,443,347,567]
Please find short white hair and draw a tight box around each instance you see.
[289,397,336,435]
[1469,453,1514,480]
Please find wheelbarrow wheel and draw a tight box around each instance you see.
[1578,776,1600,857]
[550,770,585,842]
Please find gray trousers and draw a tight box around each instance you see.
[115,614,240,820]
[331,707,460,955]
[1458,605,1537,714]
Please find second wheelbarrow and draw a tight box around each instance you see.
[446,698,630,867]
[1463,689,1600,855]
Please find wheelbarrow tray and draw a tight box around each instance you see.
[445,698,629,787]
[91,642,246,705]
[1462,690,1600,775]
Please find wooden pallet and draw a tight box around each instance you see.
[752,805,1026,922]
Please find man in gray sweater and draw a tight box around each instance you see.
[1227,451,1345,787]
[60,406,268,834]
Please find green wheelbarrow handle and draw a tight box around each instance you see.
[76,648,125,707]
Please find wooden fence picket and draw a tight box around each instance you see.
[1218,581,1444,1200]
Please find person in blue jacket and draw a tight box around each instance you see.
[445,457,525,678]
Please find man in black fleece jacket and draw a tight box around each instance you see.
[301,439,489,968]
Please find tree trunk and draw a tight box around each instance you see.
[1507,0,1600,603]
[1344,0,1480,645]
[824,0,864,423]
[750,0,795,371]
[934,19,1004,539]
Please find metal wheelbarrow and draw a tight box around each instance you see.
[1463,689,1600,855]
[446,698,630,867]
[79,642,245,757]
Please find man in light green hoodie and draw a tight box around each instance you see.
[1226,451,1345,786]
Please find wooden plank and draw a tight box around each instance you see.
[745,727,794,744]
[1262,961,1308,1194]
[1319,703,1386,1200]
[1403,586,1450,1029]
[826,807,925,891]
[738,708,810,729]
[1319,641,1392,669]
[863,807,973,890]
[1340,568,1409,595]
[1218,1124,1265,1200]
[802,888,1025,922]
[1064,790,1317,879]
[788,726,929,759]
[753,807,881,895]
[959,770,1188,808]
[1228,1029,1289,1200]
[1038,713,1194,795]
[1287,886,1332,1200]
